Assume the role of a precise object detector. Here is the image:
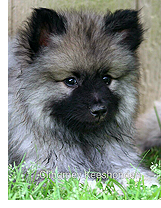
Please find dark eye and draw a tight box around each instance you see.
[64,77,78,87]
[102,76,112,85]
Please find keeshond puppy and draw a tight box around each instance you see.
[8,8,159,186]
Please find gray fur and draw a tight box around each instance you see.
[136,99,161,152]
[8,9,159,186]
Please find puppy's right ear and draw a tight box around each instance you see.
[104,9,144,51]
[17,8,66,63]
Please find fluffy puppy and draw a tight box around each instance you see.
[8,8,159,186]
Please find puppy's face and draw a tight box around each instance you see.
[49,71,120,131]
[16,9,143,132]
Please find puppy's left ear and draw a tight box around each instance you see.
[16,8,67,66]
[104,9,144,51]
[25,8,67,54]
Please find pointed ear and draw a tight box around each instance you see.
[18,8,66,60]
[104,9,144,51]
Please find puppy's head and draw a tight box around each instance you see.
[16,8,143,132]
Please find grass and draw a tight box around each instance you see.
[8,106,161,200]
[8,147,161,200]
[8,104,161,200]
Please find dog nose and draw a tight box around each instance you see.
[90,105,107,118]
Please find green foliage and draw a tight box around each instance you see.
[8,150,161,200]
